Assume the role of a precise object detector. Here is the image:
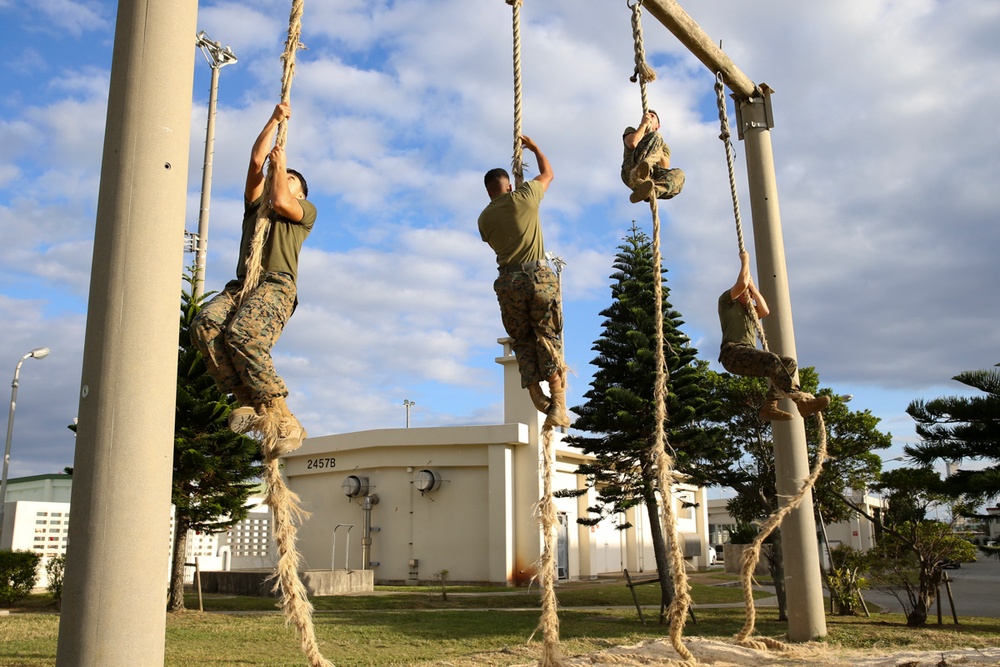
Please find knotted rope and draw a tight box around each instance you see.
[256,414,331,667]
[238,2,330,665]
[534,426,565,667]
[714,71,828,651]
[629,2,694,663]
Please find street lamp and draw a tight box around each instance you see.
[403,399,415,428]
[0,347,50,541]
[190,31,238,301]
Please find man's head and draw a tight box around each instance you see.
[287,168,309,199]
[647,109,660,131]
[484,168,512,199]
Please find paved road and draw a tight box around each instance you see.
[862,554,1000,618]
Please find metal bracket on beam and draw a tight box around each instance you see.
[735,83,775,140]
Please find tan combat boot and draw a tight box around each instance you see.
[790,392,831,418]
[544,372,571,429]
[759,399,793,422]
[527,383,551,413]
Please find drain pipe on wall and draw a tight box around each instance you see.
[362,494,380,570]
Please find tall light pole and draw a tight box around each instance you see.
[191,31,237,301]
[403,399,415,428]
[0,347,50,542]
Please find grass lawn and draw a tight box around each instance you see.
[3,574,998,666]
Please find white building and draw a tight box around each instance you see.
[283,338,711,585]
[2,338,714,590]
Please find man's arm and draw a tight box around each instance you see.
[729,251,752,301]
[623,111,657,149]
[520,134,553,192]
[730,251,770,318]
[267,145,305,222]
[245,103,290,203]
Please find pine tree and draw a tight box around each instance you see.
[906,366,1000,503]
[168,273,262,611]
[565,224,711,616]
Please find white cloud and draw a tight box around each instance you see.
[2,0,998,476]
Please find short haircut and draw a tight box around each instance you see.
[287,168,309,198]
[484,168,510,191]
[648,109,659,122]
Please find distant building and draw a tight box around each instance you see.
[2,338,714,590]
[707,489,888,570]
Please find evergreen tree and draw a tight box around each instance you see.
[905,365,1000,504]
[565,224,711,617]
[168,274,262,611]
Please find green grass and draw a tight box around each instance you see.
[3,576,999,667]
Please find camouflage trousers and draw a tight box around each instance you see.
[621,130,686,199]
[190,272,295,408]
[494,264,564,388]
[719,342,798,399]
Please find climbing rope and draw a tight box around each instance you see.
[234,2,331,665]
[508,0,525,187]
[734,412,829,649]
[714,72,828,651]
[503,2,563,664]
[237,0,306,308]
[629,2,694,663]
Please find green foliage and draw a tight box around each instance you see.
[688,369,889,527]
[726,523,760,545]
[169,270,263,610]
[0,550,41,605]
[826,546,867,615]
[174,272,261,537]
[566,224,715,609]
[434,569,449,601]
[863,465,980,625]
[45,555,65,601]
[568,224,713,525]
[905,366,1000,504]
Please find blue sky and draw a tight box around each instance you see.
[1,0,997,482]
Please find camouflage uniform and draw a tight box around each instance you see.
[621,126,685,199]
[191,193,315,408]
[192,273,296,407]
[494,263,563,387]
[717,289,798,399]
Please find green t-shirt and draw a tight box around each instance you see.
[477,180,546,267]
[718,290,756,348]
[236,195,317,283]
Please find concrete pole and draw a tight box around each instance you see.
[739,92,827,641]
[635,0,827,640]
[56,1,198,665]
[193,63,221,302]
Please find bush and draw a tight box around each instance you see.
[46,555,66,600]
[0,549,42,605]
[826,545,867,615]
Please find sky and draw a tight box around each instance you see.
[1,0,997,484]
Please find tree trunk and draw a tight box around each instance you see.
[907,568,938,627]
[167,517,189,612]
[767,532,789,621]
[642,485,675,623]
